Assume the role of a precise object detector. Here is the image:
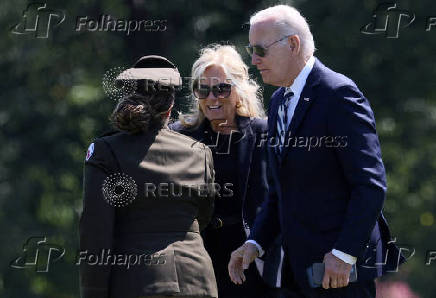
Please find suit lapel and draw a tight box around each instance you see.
[287,86,315,138]
[236,116,255,201]
[281,59,321,160]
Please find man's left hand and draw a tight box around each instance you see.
[322,251,352,289]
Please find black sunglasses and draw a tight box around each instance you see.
[245,35,292,57]
[193,82,232,99]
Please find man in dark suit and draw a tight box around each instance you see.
[228,5,404,298]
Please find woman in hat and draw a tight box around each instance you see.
[79,55,218,298]
[170,45,282,298]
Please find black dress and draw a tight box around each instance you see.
[169,118,283,298]
[198,126,273,298]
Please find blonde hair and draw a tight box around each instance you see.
[179,44,265,128]
[250,5,315,59]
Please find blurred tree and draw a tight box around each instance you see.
[0,0,435,297]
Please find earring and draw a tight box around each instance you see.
[236,102,242,108]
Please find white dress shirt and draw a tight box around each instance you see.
[246,56,357,266]
[282,55,315,130]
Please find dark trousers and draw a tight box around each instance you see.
[203,223,280,298]
[280,281,376,298]
[140,296,213,298]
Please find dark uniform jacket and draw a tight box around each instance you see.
[79,128,218,298]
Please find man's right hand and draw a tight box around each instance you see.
[228,242,259,284]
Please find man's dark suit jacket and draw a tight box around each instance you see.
[249,58,405,289]
[80,128,218,298]
[170,116,284,288]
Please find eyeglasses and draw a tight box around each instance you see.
[245,35,292,57]
[193,82,232,99]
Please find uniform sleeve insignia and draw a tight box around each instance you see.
[85,143,95,161]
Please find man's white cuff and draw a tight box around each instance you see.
[332,249,357,265]
[245,240,265,257]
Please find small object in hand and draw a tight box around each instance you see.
[306,263,357,288]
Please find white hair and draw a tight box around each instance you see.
[179,44,265,128]
[250,5,315,58]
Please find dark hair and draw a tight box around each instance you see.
[110,80,175,134]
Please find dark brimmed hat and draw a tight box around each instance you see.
[116,55,181,86]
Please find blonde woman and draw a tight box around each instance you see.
[170,45,282,298]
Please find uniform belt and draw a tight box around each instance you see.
[115,219,200,234]
[210,215,242,229]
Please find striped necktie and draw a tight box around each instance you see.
[276,90,294,154]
